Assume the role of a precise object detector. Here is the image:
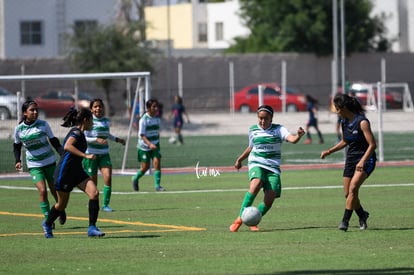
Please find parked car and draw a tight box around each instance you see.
[338,82,403,110]
[0,87,18,120]
[233,83,307,113]
[34,91,93,118]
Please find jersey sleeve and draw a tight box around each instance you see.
[279,125,291,141]
[13,126,21,144]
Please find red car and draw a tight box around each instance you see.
[34,91,93,118]
[233,83,307,113]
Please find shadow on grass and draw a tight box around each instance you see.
[108,235,161,239]
[267,267,414,274]
[370,227,414,231]
[262,226,414,232]
[262,226,333,232]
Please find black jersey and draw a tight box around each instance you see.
[54,127,89,191]
[341,114,376,159]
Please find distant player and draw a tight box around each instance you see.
[132,99,165,192]
[321,93,376,231]
[169,95,190,145]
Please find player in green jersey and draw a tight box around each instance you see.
[83,99,125,212]
[13,100,66,227]
[229,105,305,232]
[132,99,165,192]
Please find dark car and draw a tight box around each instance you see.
[233,83,307,113]
[34,91,93,118]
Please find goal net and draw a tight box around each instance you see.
[0,72,151,174]
[349,82,414,112]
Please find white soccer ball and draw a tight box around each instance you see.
[241,206,262,226]
[168,136,177,144]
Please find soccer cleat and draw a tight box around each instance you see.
[42,221,54,238]
[359,211,370,230]
[338,221,349,231]
[229,217,242,232]
[58,210,67,225]
[87,226,105,237]
[304,138,312,144]
[102,206,113,212]
[132,177,139,191]
[156,186,166,192]
[249,225,259,232]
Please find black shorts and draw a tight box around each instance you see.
[343,155,376,178]
[54,167,89,192]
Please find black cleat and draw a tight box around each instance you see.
[132,177,139,191]
[58,210,66,225]
[359,211,370,230]
[338,221,349,231]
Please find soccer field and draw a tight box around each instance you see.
[0,166,413,274]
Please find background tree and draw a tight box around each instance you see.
[228,0,391,55]
[66,23,155,115]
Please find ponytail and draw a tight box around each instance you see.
[333,93,365,115]
[61,107,92,127]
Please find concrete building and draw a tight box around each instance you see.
[0,0,121,58]
[0,0,412,58]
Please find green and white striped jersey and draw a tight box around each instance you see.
[85,116,116,155]
[247,123,290,174]
[138,113,160,151]
[14,119,57,168]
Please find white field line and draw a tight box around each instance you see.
[0,183,413,194]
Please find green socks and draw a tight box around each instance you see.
[40,201,50,220]
[103,185,111,207]
[239,192,256,217]
[154,170,161,188]
[133,170,144,181]
[257,202,270,216]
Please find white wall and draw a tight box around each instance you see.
[2,0,117,58]
[207,0,249,49]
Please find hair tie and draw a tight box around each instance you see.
[257,106,274,116]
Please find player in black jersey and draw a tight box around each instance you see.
[42,108,105,238]
[321,93,376,231]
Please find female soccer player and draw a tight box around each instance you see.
[321,93,376,231]
[169,95,190,145]
[42,108,104,238]
[132,98,165,192]
[229,105,305,232]
[304,94,324,144]
[83,99,125,212]
[13,100,66,227]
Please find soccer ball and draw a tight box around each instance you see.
[168,136,177,144]
[241,206,262,226]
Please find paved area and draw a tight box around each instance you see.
[1,110,413,139]
[169,110,414,137]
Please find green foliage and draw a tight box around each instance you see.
[67,24,155,78]
[228,0,390,55]
[65,23,156,112]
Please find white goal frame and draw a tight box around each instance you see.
[362,82,414,112]
[0,71,151,173]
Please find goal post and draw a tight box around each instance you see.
[0,71,151,174]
